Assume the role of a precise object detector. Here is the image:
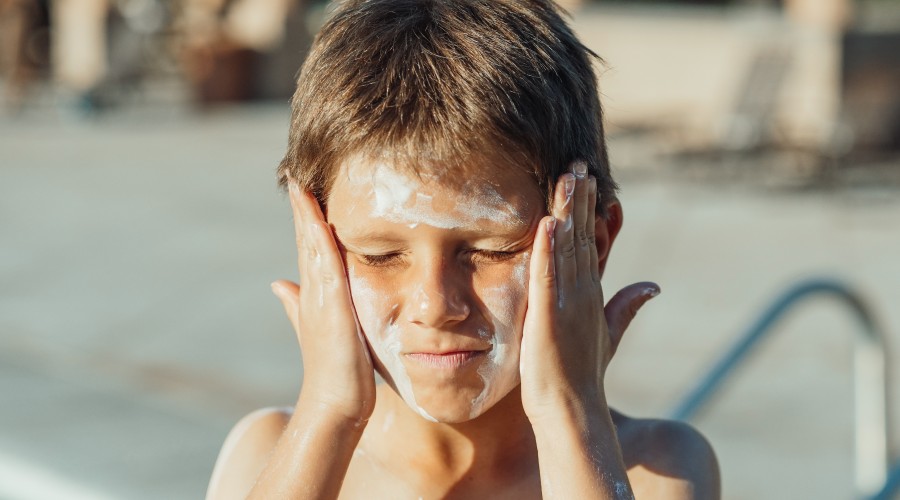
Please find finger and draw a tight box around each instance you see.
[289,183,311,288]
[604,282,660,356]
[551,173,576,304]
[571,161,591,283]
[298,185,328,221]
[309,220,352,297]
[305,225,373,366]
[294,187,333,299]
[526,215,559,329]
[297,192,358,315]
[298,189,350,307]
[271,279,301,335]
[587,177,600,284]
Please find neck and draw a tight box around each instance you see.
[363,384,538,483]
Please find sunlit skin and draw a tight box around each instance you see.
[332,159,540,424]
[205,158,721,500]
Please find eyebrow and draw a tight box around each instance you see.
[336,231,406,248]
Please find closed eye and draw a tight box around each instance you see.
[358,249,520,267]
[467,249,519,263]
[358,252,404,267]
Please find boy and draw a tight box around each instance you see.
[207,0,720,498]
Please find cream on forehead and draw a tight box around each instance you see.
[347,161,524,229]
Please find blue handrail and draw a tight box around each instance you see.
[666,278,891,498]
[869,461,900,500]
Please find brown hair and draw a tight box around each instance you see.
[277,0,616,215]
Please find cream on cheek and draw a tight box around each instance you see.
[469,251,530,418]
[347,266,438,422]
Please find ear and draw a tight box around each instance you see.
[594,201,623,278]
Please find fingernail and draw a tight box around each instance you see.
[546,218,557,251]
[564,175,575,200]
[288,182,299,200]
[573,161,588,179]
[643,286,660,298]
[270,281,283,295]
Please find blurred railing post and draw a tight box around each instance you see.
[667,278,890,498]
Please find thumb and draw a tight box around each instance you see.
[271,279,301,336]
[604,282,660,357]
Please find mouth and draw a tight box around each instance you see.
[405,350,485,370]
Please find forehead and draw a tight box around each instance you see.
[326,157,543,232]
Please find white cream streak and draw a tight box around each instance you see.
[348,267,437,422]
[352,163,522,229]
[381,409,395,433]
[469,252,529,418]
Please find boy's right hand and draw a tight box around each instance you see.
[270,184,376,425]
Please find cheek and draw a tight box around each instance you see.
[468,254,530,418]
[347,266,396,341]
[478,253,530,342]
[481,287,526,337]
[347,267,403,384]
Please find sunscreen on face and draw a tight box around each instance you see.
[349,267,437,421]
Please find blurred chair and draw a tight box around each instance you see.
[720,44,793,152]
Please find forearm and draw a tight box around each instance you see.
[248,398,365,500]
[532,395,633,500]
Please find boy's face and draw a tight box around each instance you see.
[327,157,545,423]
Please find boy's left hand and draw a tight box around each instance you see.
[519,162,659,422]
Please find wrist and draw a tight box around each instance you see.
[295,393,372,432]
[526,385,608,428]
[531,400,633,500]
[529,392,624,471]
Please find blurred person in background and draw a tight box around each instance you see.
[51,0,107,108]
[12,0,169,111]
[1,0,319,112]
[3,0,577,112]
[178,0,315,103]
[0,0,50,111]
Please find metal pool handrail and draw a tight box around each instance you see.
[666,278,890,498]
[870,461,900,500]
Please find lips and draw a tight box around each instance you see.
[405,350,485,369]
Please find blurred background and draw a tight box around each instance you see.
[1,0,899,498]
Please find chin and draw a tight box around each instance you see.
[415,399,481,424]
[408,380,519,424]
[376,356,521,423]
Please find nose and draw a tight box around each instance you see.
[406,260,471,328]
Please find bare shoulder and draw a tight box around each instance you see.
[206,406,294,500]
[612,409,721,500]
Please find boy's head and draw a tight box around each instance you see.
[280,0,623,424]
[277,0,616,215]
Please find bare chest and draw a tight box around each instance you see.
[338,450,543,500]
